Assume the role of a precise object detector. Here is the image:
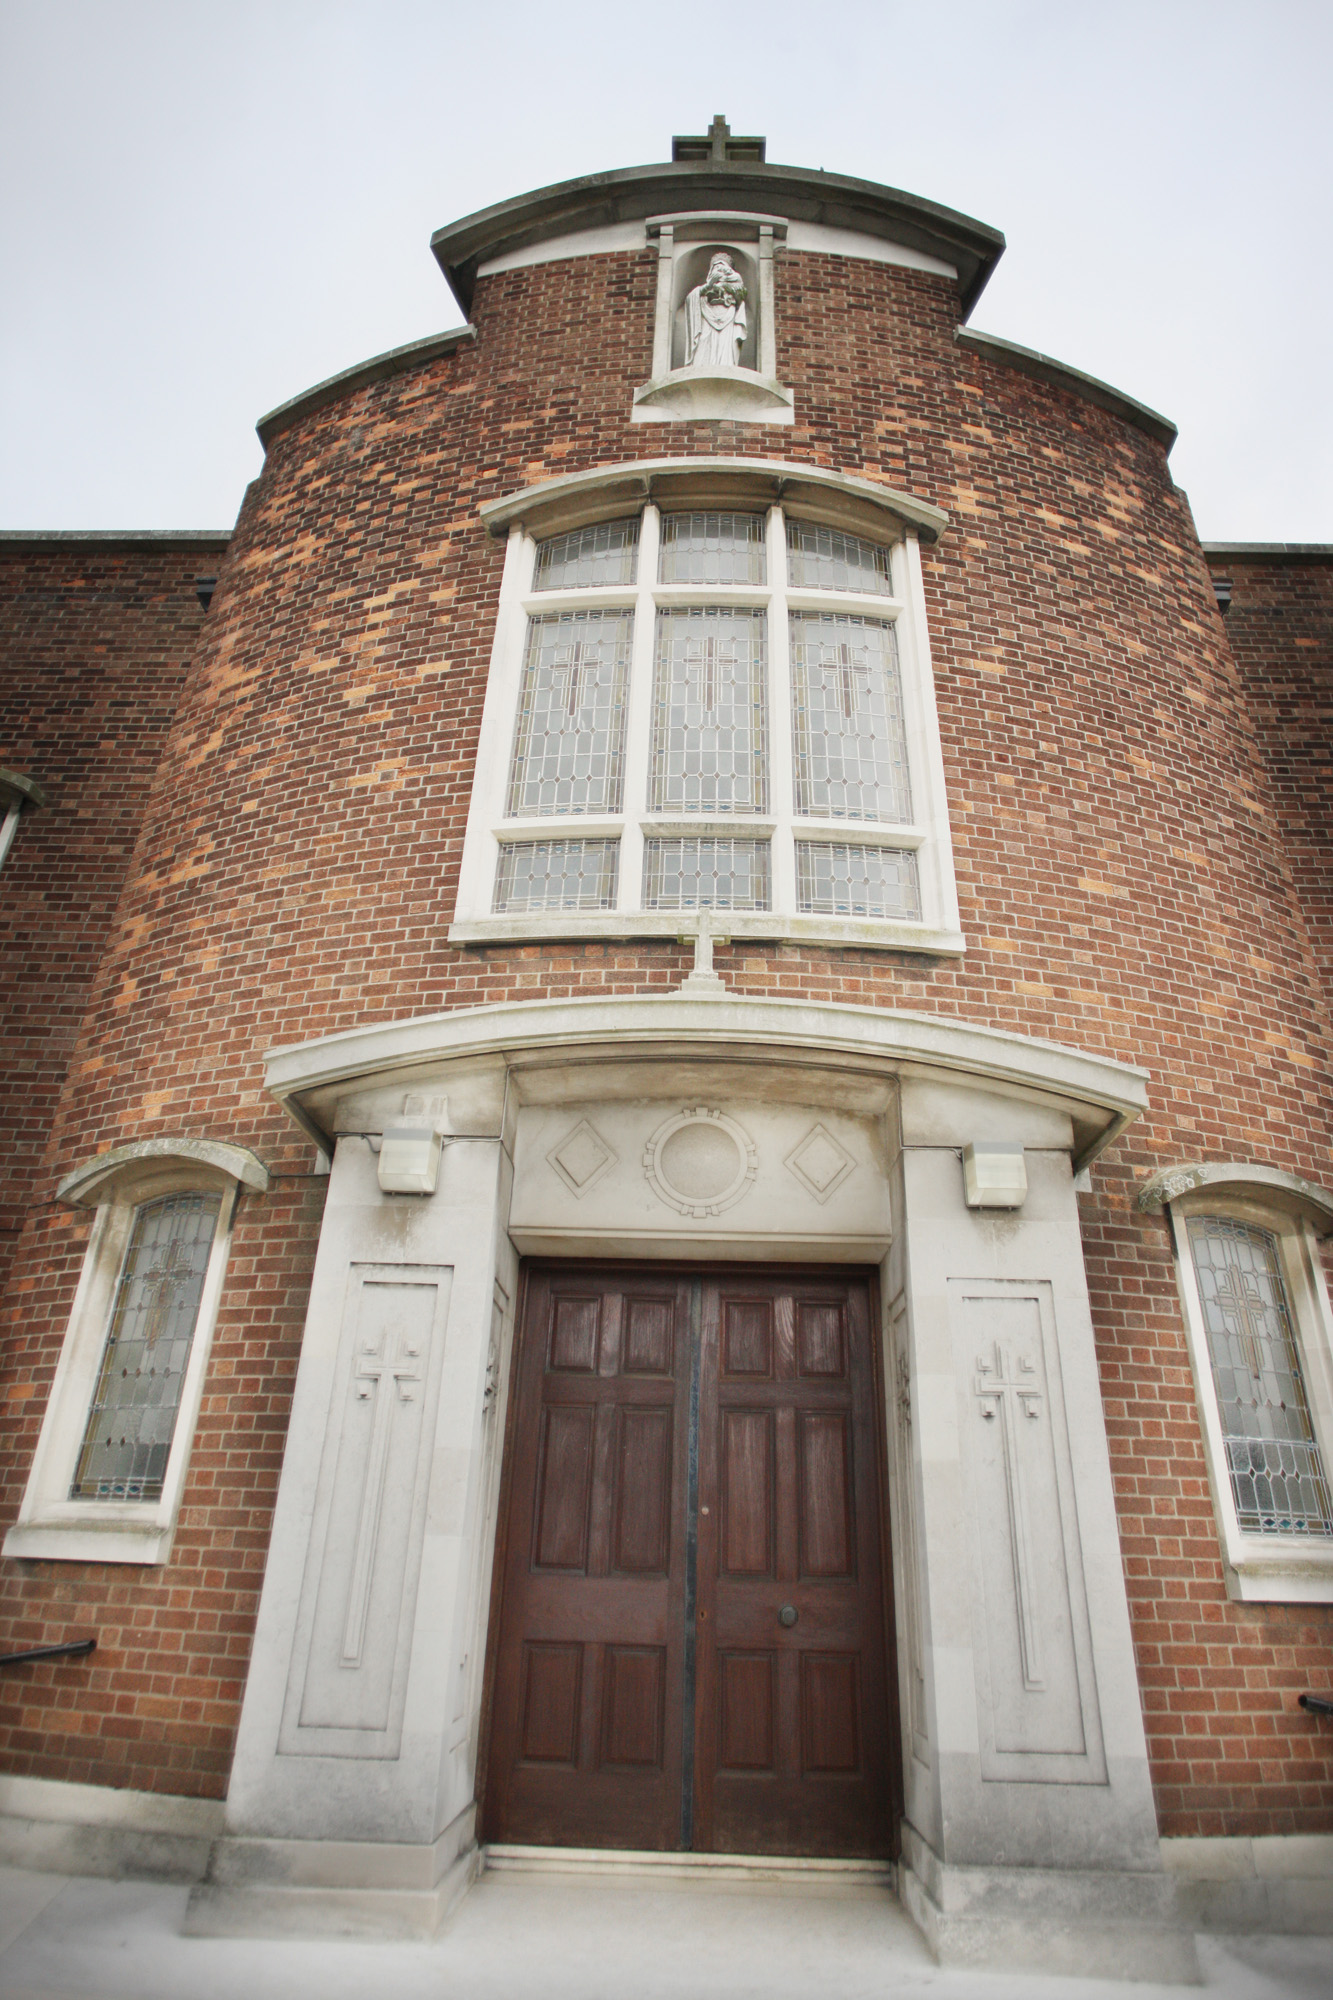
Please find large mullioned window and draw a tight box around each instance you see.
[451,484,962,954]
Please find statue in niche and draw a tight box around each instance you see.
[685,253,748,370]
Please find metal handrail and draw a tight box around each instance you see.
[0,1638,96,1668]
[1299,1693,1333,1717]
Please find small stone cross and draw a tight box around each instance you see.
[678,907,730,993]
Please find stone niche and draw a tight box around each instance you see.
[632,213,795,425]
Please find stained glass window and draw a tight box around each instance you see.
[786,521,894,595]
[1187,1217,1333,1536]
[790,613,911,822]
[642,837,770,910]
[533,517,638,590]
[71,1193,221,1502]
[494,838,619,913]
[649,607,767,813]
[796,841,920,919]
[658,512,766,586]
[508,611,632,816]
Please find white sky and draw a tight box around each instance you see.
[1,0,1329,542]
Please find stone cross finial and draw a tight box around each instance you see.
[671,116,766,165]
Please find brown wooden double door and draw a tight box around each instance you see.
[483,1264,895,1857]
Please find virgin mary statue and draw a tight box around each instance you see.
[685,254,748,370]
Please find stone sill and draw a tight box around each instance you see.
[4,1515,173,1565]
[448,912,966,956]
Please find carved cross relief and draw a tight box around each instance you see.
[974,1339,1046,1692]
[340,1325,425,1668]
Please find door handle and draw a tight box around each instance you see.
[779,1605,798,1628]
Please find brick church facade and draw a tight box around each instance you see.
[1,122,1329,1972]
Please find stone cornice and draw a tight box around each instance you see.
[264,994,1148,1172]
[477,456,950,546]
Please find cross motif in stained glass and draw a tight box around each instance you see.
[70,1191,221,1503]
[1187,1216,1333,1537]
[649,607,767,814]
[790,612,911,823]
[508,611,632,817]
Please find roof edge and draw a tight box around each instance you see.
[957,328,1177,453]
[430,160,1004,318]
[257,326,476,449]
[0,530,232,551]
[1202,542,1333,564]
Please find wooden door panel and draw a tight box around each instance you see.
[612,1407,673,1574]
[484,1270,691,1850]
[720,1409,775,1576]
[696,1273,891,1857]
[486,1263,894,1858]
[801,1653,861,1774]
[799,1412,855,1578]
[601,1645,666,1767]
[519,1644,583,1764]
[548,1292,603,1372]
[533,1405,595,1571]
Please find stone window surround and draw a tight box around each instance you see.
[0,768,47,871]
[1140,1161,1333,1603]
[4,1138,269,1567]
[450,457,963,958]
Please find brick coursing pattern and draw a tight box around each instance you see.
[0,246,1328,1828]
[0,547,221,1303]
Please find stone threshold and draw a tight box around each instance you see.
[482,1844,895,1890]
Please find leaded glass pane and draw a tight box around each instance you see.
[508,611,632,816]
[650,608,767,813]
[70,1192,221,1502]
[1187,1216,1333,1536]
[786,521,894,594]
[658,512,766,586]
[493,838,619,913]
[532,517,639,590]
[796,841,921,919]
[790,612,911,821]
[642,837,770,910]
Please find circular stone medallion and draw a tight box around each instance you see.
[643,1107,758,1218]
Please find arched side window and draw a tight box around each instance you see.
[4,1139,268,1566]
[1140,1163,1333,1602]
[451,459,963,957]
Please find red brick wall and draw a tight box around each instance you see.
[0,541,225,1302]
[0,246,1328,1827]
[1206,551,1333,1014]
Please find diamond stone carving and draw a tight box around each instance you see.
[547,1119,617,1199]
[784,1124,855,1204]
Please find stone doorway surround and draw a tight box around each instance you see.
[180,991,1197,1980]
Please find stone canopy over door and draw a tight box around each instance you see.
[484,1263,893,1857]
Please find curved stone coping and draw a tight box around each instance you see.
[1137,1161,1333,1232]
[956,328,1177,453]
[478,456,950,545]
[431,160,1004,319]
[0,768,48,813]
[265,994,1148,1170]
[58,1137,270,1208]
[256,326,476,449]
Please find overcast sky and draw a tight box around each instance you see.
[1,0,1328,542]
